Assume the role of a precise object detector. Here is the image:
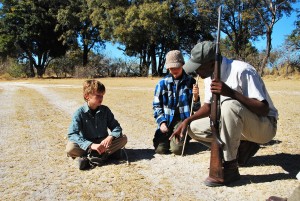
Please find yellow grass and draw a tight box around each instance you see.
[0,77,299,200]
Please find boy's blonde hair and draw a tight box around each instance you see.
[83,79,106,101]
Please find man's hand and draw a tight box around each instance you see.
[169,120,189,140]
[210,79,233,97]
[160,122,169,133]
[193,84,199,102]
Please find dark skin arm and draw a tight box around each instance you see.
[169,103,211,140]
[170,79,269,140]
[210,79,269,116]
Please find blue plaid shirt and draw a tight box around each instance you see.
[153,71,201,127]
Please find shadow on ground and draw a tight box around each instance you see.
[112,141,210,164]
[229,153,300,187]
[123,148,156,162]
[185,141,210,155]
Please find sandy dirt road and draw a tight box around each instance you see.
[0,78,299,200]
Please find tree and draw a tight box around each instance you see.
[197,0,263,60]
[89,0,213,76]
[0,0,68,77]
[56,0,105,66]
[286,9,300,50]
[247,0,296,76]
[0,1,17,61]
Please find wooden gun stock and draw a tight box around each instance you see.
[207,6,224,183]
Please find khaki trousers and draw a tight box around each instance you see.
[189,100,277,161]
[65,135,128,158]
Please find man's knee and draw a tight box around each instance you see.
[221,100,241,117]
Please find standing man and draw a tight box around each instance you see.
[170,41,278,186]
[153,50,200,155]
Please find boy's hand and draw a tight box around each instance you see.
[91,143,106,154]
[100,135,114,148]
[91,136,114,154]
[160,122,169,133]
[192,84,199,102]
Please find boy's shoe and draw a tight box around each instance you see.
[78,156,91,170]
[238,141,260,166]
[89,153,109,166]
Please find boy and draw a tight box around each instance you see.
[153,50,200,155]
[66,79,127,170]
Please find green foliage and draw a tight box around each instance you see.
[89,0,213,76]
[246,0,296,76]
[286,9,300,50]
[0,0,69,77]
[56,0,104,66]
[197,0,263,60]
[6,59,26,78]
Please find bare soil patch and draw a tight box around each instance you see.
[0,78,299,201]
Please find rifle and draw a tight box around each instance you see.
[206,6,224,185]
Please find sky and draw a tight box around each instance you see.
[104,3,300,60]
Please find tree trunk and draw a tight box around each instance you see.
[26,60,35,77]
[83,45,88,66]
[260,29,272,76]
[36,65,44,78]
[150,44,157,76]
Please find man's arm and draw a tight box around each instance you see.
[169,103,211,139]
[210,79,269,116]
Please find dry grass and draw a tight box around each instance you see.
[0,77,299,201]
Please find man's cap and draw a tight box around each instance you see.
[165,50,185,69]
[183,41,216,73]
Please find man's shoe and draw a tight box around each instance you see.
[78,156,91,170]
[204,160,241,187]
[238,140,260,166]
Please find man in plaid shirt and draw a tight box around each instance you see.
[153,50,201,155]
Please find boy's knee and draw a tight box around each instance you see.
[170,146,182,155]
[155,143,170,154]
[170,139,183,155]
[65,141,85,158]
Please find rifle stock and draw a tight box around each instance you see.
[208,6,224,182]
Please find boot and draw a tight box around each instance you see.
[238,140,260,166]
[204,160,241,187]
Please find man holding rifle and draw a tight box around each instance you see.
[170,41,278,186]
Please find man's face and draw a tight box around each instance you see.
[169,66,183,79]
[195,61,214,79]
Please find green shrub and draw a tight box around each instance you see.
[7,62,26,78]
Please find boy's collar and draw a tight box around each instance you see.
[83,102,100,113]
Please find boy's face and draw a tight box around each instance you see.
[85,91,104,109]
[169,66,183,79]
